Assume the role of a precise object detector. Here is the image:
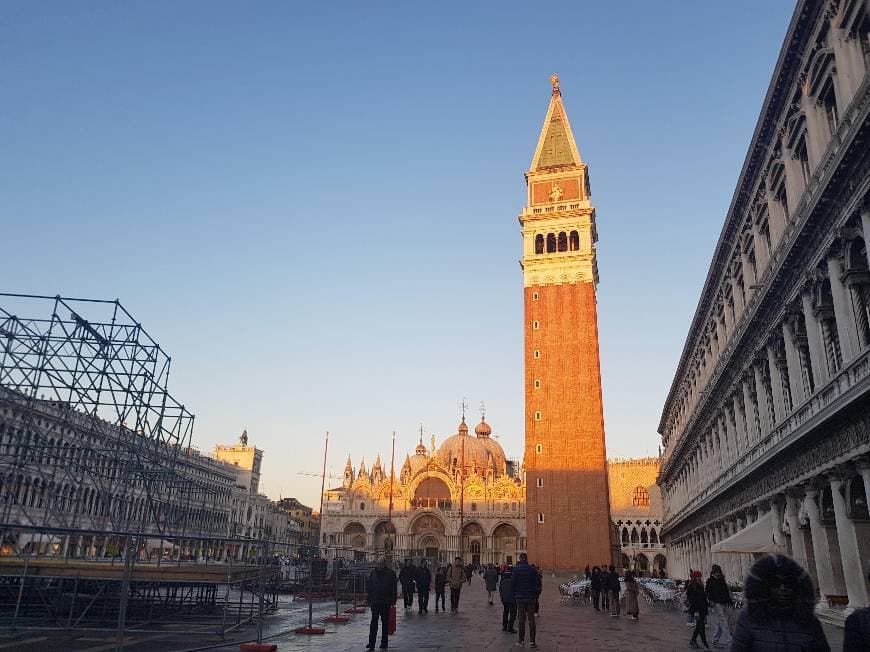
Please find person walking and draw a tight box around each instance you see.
[686,570,710,649]
[584,565,591,581]
[465,563,473,585]
[731,554,829,652]
[705,564,732,648]
[366,557,397,651]
[683,576,696,627]
[599,565,610,610]
[416,560,431,614]
[433,565,447,613]
[447,556,465,613]
[499,565,517,633]
[624,570,639,620]
[484,564,500,605]
[399,559,416,612]
[511,552,542,648]
[590,566,602,611]
[844,573,870,651]
[606,565,621,617]
[532,564,542,615]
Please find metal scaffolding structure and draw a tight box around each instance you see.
[0,293,276,646]
[0,293,209,532]
[0,293,410,649]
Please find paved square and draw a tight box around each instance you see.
[206,574,840,652]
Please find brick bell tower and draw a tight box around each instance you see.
[520,74,615,571]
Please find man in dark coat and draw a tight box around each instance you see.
[499,565,516,632]
[398,559,416,611]
[599,565,610,610]
[705,564,732,647]
[434,565,447,613]
[415,560,432,613]
[606,564,621,617]
[484,564,500,605]
[367,557,397,651]
[510,553,542,648]
[590,566,602,611]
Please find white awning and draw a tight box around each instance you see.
[712,511,784,554]
[16,533,62,548]
[144,538,179,550]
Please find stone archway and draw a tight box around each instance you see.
[461,522,484,566]
[419,534,441,564]
[653,554,667,576]
[373,520,396,553]
[636,553,649,573]
[410,513,446,564]
[343,522,367,551]
[492,522,520,566]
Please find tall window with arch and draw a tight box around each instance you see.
[632,486,650,507]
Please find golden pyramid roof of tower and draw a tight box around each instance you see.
[529,73,583,172]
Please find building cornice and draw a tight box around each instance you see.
[659,0,821,432]
[660,78,870,482]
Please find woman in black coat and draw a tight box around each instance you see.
[730,554,829,652]
[686,571,709,649]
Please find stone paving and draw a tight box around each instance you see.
[0,574,845,650]
[205,573,840,652]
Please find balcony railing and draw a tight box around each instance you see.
[666,346,870,528]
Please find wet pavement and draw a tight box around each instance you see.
[1,574,845,651]
[205,573,842,652]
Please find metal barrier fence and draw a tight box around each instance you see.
[0,524,398,650]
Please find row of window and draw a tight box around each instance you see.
[533,231,581,255]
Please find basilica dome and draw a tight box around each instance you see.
[474,417,492,437]
[435,418,506,477]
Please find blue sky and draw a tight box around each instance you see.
[1,1,794,507]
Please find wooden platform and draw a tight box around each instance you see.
[0,557,278,583]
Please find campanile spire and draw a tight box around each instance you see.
[520,76,615,571]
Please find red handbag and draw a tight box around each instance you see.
[388,605,397,634]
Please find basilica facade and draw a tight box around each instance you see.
[658,0,870,624]
[320,414,526,567]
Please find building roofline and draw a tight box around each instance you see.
[658,0,820,434]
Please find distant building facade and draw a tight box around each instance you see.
[0,391,293,561]
[319,414,526,566]
[609,457,667,575]
[214,431,263,493]
[278,497,320,548]
[657,0,870,623]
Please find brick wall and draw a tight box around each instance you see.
[524,281,615,570]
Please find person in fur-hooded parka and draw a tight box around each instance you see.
[730,554,829,652]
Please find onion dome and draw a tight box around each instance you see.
[474,417,492,438]
[435,418,507,478]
